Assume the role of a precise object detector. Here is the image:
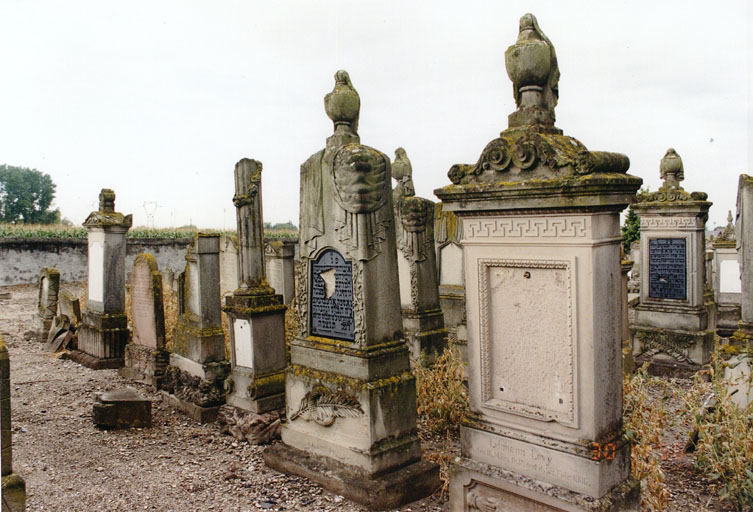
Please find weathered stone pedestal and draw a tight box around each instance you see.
[393,149,447,365]
[35,267,60,342]
[161,233,229,423]
[263,70,439,510]
[120,254,169,385]
[71,189,132,370]
[631,150,713,375]
[223,158,287,418]
[265,240,296,304]
[1,336,26,512]
[93,389,152,429]
[436,14,640,511]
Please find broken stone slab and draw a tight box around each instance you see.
[92,389,151,429]
[217,405,281,444]
[46,315,73,353]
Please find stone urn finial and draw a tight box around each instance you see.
[505,13,559,129]
[324,70,360,136]
[99,188,116,212]
[728,210,734,225]
[660,148,684,189]
[392,147,415,198]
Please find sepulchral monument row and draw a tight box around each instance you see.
[1,335,26,512]
[631,149,713,373]
[727,175,753,408]
[35,267,60,342]
[73,188,132,369]
[713,211,741,337]
[160,233,228,423]
[263,70,440,509]
[120,254,169,385]
[435,204,468,360]
[434,14,641,510]
[222,158,287,420]
[392,147,448,365]
[627,239,641,293]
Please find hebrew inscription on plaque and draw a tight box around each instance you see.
[310,249,355,341]
[649,238,687,300]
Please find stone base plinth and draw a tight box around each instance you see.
[63,350,123,370]
[224,293,287,415]
[159,354,228,423]
[93,389,151,429]
[717,303,741,338]
[402,308,448,366]
[631,325,713,371]
[263,442,439,511]
[161,391,221,423]
[76,310,129,367]
[1,473,26,512]
[450,457,639,512]
[225,368,285,414]
[120,344,169,385]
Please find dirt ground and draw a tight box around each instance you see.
[0,283,738,511]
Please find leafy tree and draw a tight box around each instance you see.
[0,165,60,223]
[622,207,640,253]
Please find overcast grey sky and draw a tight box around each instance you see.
[1,1,750,230]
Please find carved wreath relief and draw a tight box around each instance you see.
[290,387,363,427]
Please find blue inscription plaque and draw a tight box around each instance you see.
[310,249,355,341]
[648,238,687,300]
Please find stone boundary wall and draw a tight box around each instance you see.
[0,238,191,286]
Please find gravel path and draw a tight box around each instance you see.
[1,283,445,512]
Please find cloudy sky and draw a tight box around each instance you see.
[1,1,750,230]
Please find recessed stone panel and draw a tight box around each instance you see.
[88,231,105,303]
[478,258,575,426]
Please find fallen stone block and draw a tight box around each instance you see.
[92,389,151,429]
[217,405,280,444]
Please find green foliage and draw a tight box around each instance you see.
[0,164,60,223]
[622,206,640,253]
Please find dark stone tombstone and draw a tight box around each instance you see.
[648,238,687,300]
[309,249,354,341]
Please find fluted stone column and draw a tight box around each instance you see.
[223,158,287,415]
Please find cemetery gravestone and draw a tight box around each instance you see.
[120,254,169,385]
[160,233,229,423]
[222,158,287,421]
[35,267,60,342]
[621,256,635,374]
[435,14,640,510]
[263,70,439,510]
[392,147,447,365]
[727,175,753,408]
[264,240,296,304]
[631,150,713,372]
[73,189,132,369]
[1,336,26,512]
[713,211,741,337]
[627,239,641,293]
[219,234,240,296]
[435,203,468,362]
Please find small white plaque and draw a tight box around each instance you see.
[720,259,742,293]
[440,244,464,286]
[88,231,105,303]
[233,318,254,368]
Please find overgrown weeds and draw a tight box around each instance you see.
[623,367,673,510]
[414,342,469,434]
[687,348,753,509]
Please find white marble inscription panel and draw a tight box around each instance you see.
[479,258,576,426]
[721,259,742,294]
[88,230,105,303]
[233,318,254,368]
[440,243,464,286]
